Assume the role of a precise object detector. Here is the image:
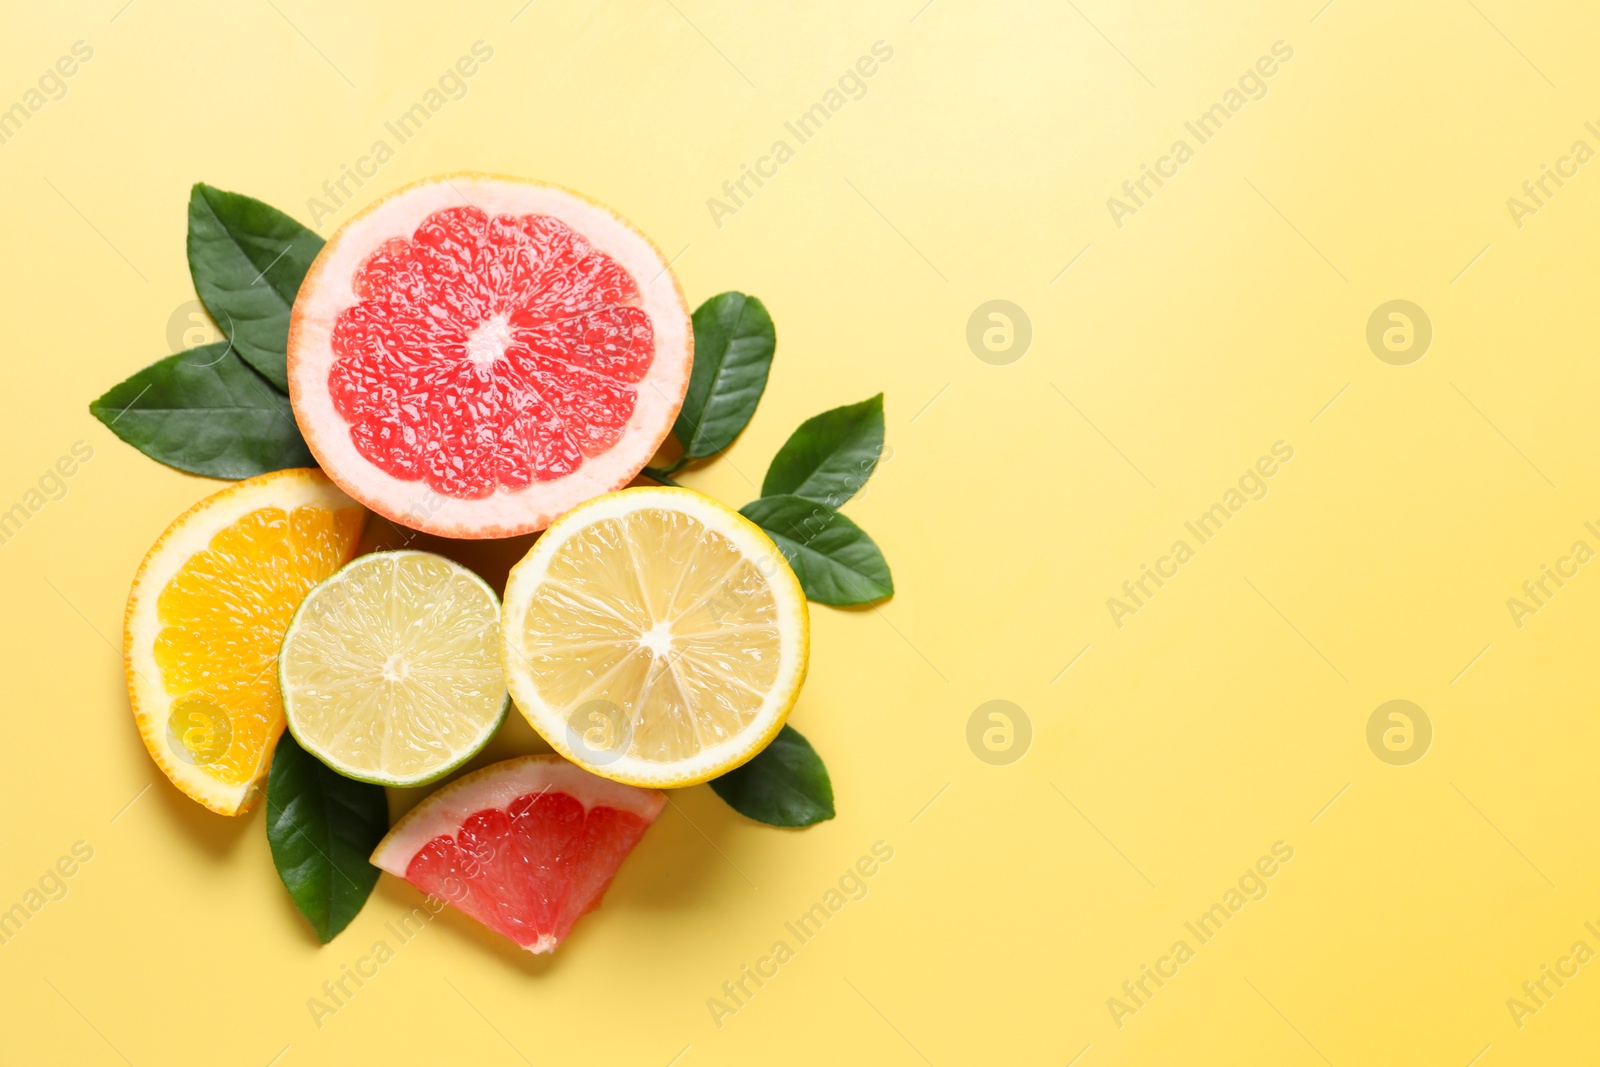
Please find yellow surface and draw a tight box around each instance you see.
[2,1,1598,1063]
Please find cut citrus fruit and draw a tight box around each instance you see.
[280,550,507,787]
[287,173,693,539]
[124,469,366,815]
[501,487,809,788]
[371,754,665,953]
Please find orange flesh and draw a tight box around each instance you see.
[152,505,364,784]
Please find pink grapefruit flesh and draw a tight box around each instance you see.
[371,755,665,953]
[289,174,692,538]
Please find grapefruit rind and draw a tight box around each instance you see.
[279,551,510,789]
[287,173,693,539]
[124,468,365,816]
[500,487,810,789]
[370,754,666,876]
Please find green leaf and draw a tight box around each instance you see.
[265,732,388,944]
[89,343,314,479]
[762,394,885,506]
[673,292,776,459]
[709,725,834,826]
[187,183,324,390]
[740,495,893,606]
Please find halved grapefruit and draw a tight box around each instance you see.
[371,754,665,953]
[288,174,692,539]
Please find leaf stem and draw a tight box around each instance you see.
[641,466,684,487]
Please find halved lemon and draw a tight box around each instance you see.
[125,469,366,815]
[280,551,508,787]
[501,487,809,787]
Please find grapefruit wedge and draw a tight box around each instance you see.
[288,174,692,538]
[371,755,665,953]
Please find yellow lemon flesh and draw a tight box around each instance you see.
[501,487,809,788]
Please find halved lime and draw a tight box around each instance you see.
[280,550,507,786]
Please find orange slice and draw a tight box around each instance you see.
[124,469,366,814]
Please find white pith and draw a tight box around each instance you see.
[288,174,692,539]
[464,313,513,369]
[501,487,810,788]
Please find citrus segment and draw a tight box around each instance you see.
[289,174,693,538]
[371,755,665,953]
[501,487,809,787]
[125,469,366,815]
[280,551,507,787]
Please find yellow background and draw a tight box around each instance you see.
[2,0,1597,1063]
